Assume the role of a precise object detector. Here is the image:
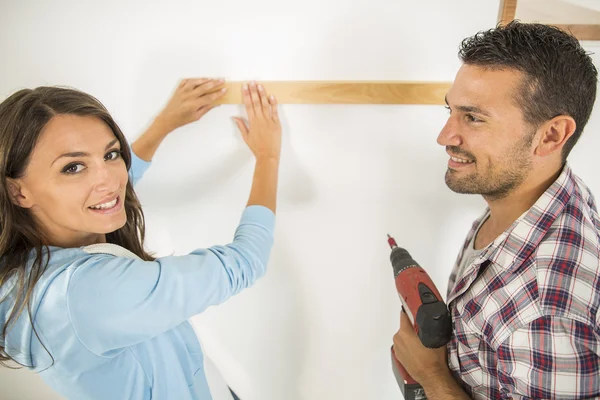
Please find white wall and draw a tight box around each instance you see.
[1,1,599,399]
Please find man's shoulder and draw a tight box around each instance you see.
[531,173,600,327]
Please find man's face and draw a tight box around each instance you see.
[437,64,537,200]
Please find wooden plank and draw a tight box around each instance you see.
[554,24,600,40]
[498,0,518,24]
[214,81,452,105]
[499,0,600,41]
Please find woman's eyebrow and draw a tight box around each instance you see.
[51,139,119,166]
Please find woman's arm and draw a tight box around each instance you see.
[233,81,281,214]
[131,78,227,161]
[67,82,282,355]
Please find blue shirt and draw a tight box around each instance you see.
[0,150,276,399]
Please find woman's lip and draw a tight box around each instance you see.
[88,196,122,214]
[89,195,118,208]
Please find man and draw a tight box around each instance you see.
[393,21,599,399]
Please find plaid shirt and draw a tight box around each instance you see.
[446,163,600,399]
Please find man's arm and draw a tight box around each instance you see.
[496,316,600,399]
[420,371,471,400]
[392,311,472,399]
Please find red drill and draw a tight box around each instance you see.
[387,234,452,400]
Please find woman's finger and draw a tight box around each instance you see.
[196,87,227,107]
[232,116,249,140]
[195,105,215,120]
[181,78,209,92]
[268,95,279,121]
[248,81,263,117]
[191,79,224,97]
[257,84,270,116]
[242,83,254,119]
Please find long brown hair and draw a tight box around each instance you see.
[0,86,155,367]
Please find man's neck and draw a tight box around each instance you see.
[483,165,563,236]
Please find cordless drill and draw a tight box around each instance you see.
[387,234,452,400]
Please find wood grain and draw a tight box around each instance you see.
[499,0,599,41]
[554,24,600,40]
[498,0,518,24]
[213,81,451,105]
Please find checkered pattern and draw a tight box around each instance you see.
[446,163,600,399]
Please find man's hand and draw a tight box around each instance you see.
[155,78,227,133]
[393,310,472,399]
[392,309,450,386]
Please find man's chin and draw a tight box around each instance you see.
[445,173,480,195]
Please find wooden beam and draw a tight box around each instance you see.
[498,0,599,41]
[554,24,600,40]
[214,81,451,105]
[498,0,518,25]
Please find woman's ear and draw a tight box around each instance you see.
[6,178,34,208]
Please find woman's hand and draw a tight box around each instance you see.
[155,78,228,133]
[132,78,227,161]
[232,81,281,161]
[233,81,281,213]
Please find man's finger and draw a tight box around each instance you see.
[400,309,413,333]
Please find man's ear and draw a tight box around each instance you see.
[6,178,34,208]
[534,115,577,157]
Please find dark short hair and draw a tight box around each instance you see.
[458,20,598,162]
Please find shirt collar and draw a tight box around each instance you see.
[476,162,576,271]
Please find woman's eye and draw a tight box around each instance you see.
[62,164,84,174]
[105,150,122,161]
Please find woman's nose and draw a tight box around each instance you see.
[94,165,120,193]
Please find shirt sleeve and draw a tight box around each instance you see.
[66,205,275,356]
[127,148,151,186]
[496,315,600,399]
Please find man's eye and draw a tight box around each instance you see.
[62,163,84,174]
[445,106,452,114]
[465,114,481,123]
[105,150,122,161]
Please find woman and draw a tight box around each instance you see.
[0,78,281,399]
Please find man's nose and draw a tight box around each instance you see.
[437,118,461,147]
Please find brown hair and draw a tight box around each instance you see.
[0,86,155,367]
[459,21,598,162]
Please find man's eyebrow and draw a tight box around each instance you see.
[445,95,492,117]
[51,139,120,166]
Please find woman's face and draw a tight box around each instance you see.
[11,114,129,247]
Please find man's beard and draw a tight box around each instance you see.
[444,133,534,201]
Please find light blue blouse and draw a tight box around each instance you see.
[0,150,276,399]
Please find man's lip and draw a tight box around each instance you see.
[447,152,474,162]
[89,195,119,208]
